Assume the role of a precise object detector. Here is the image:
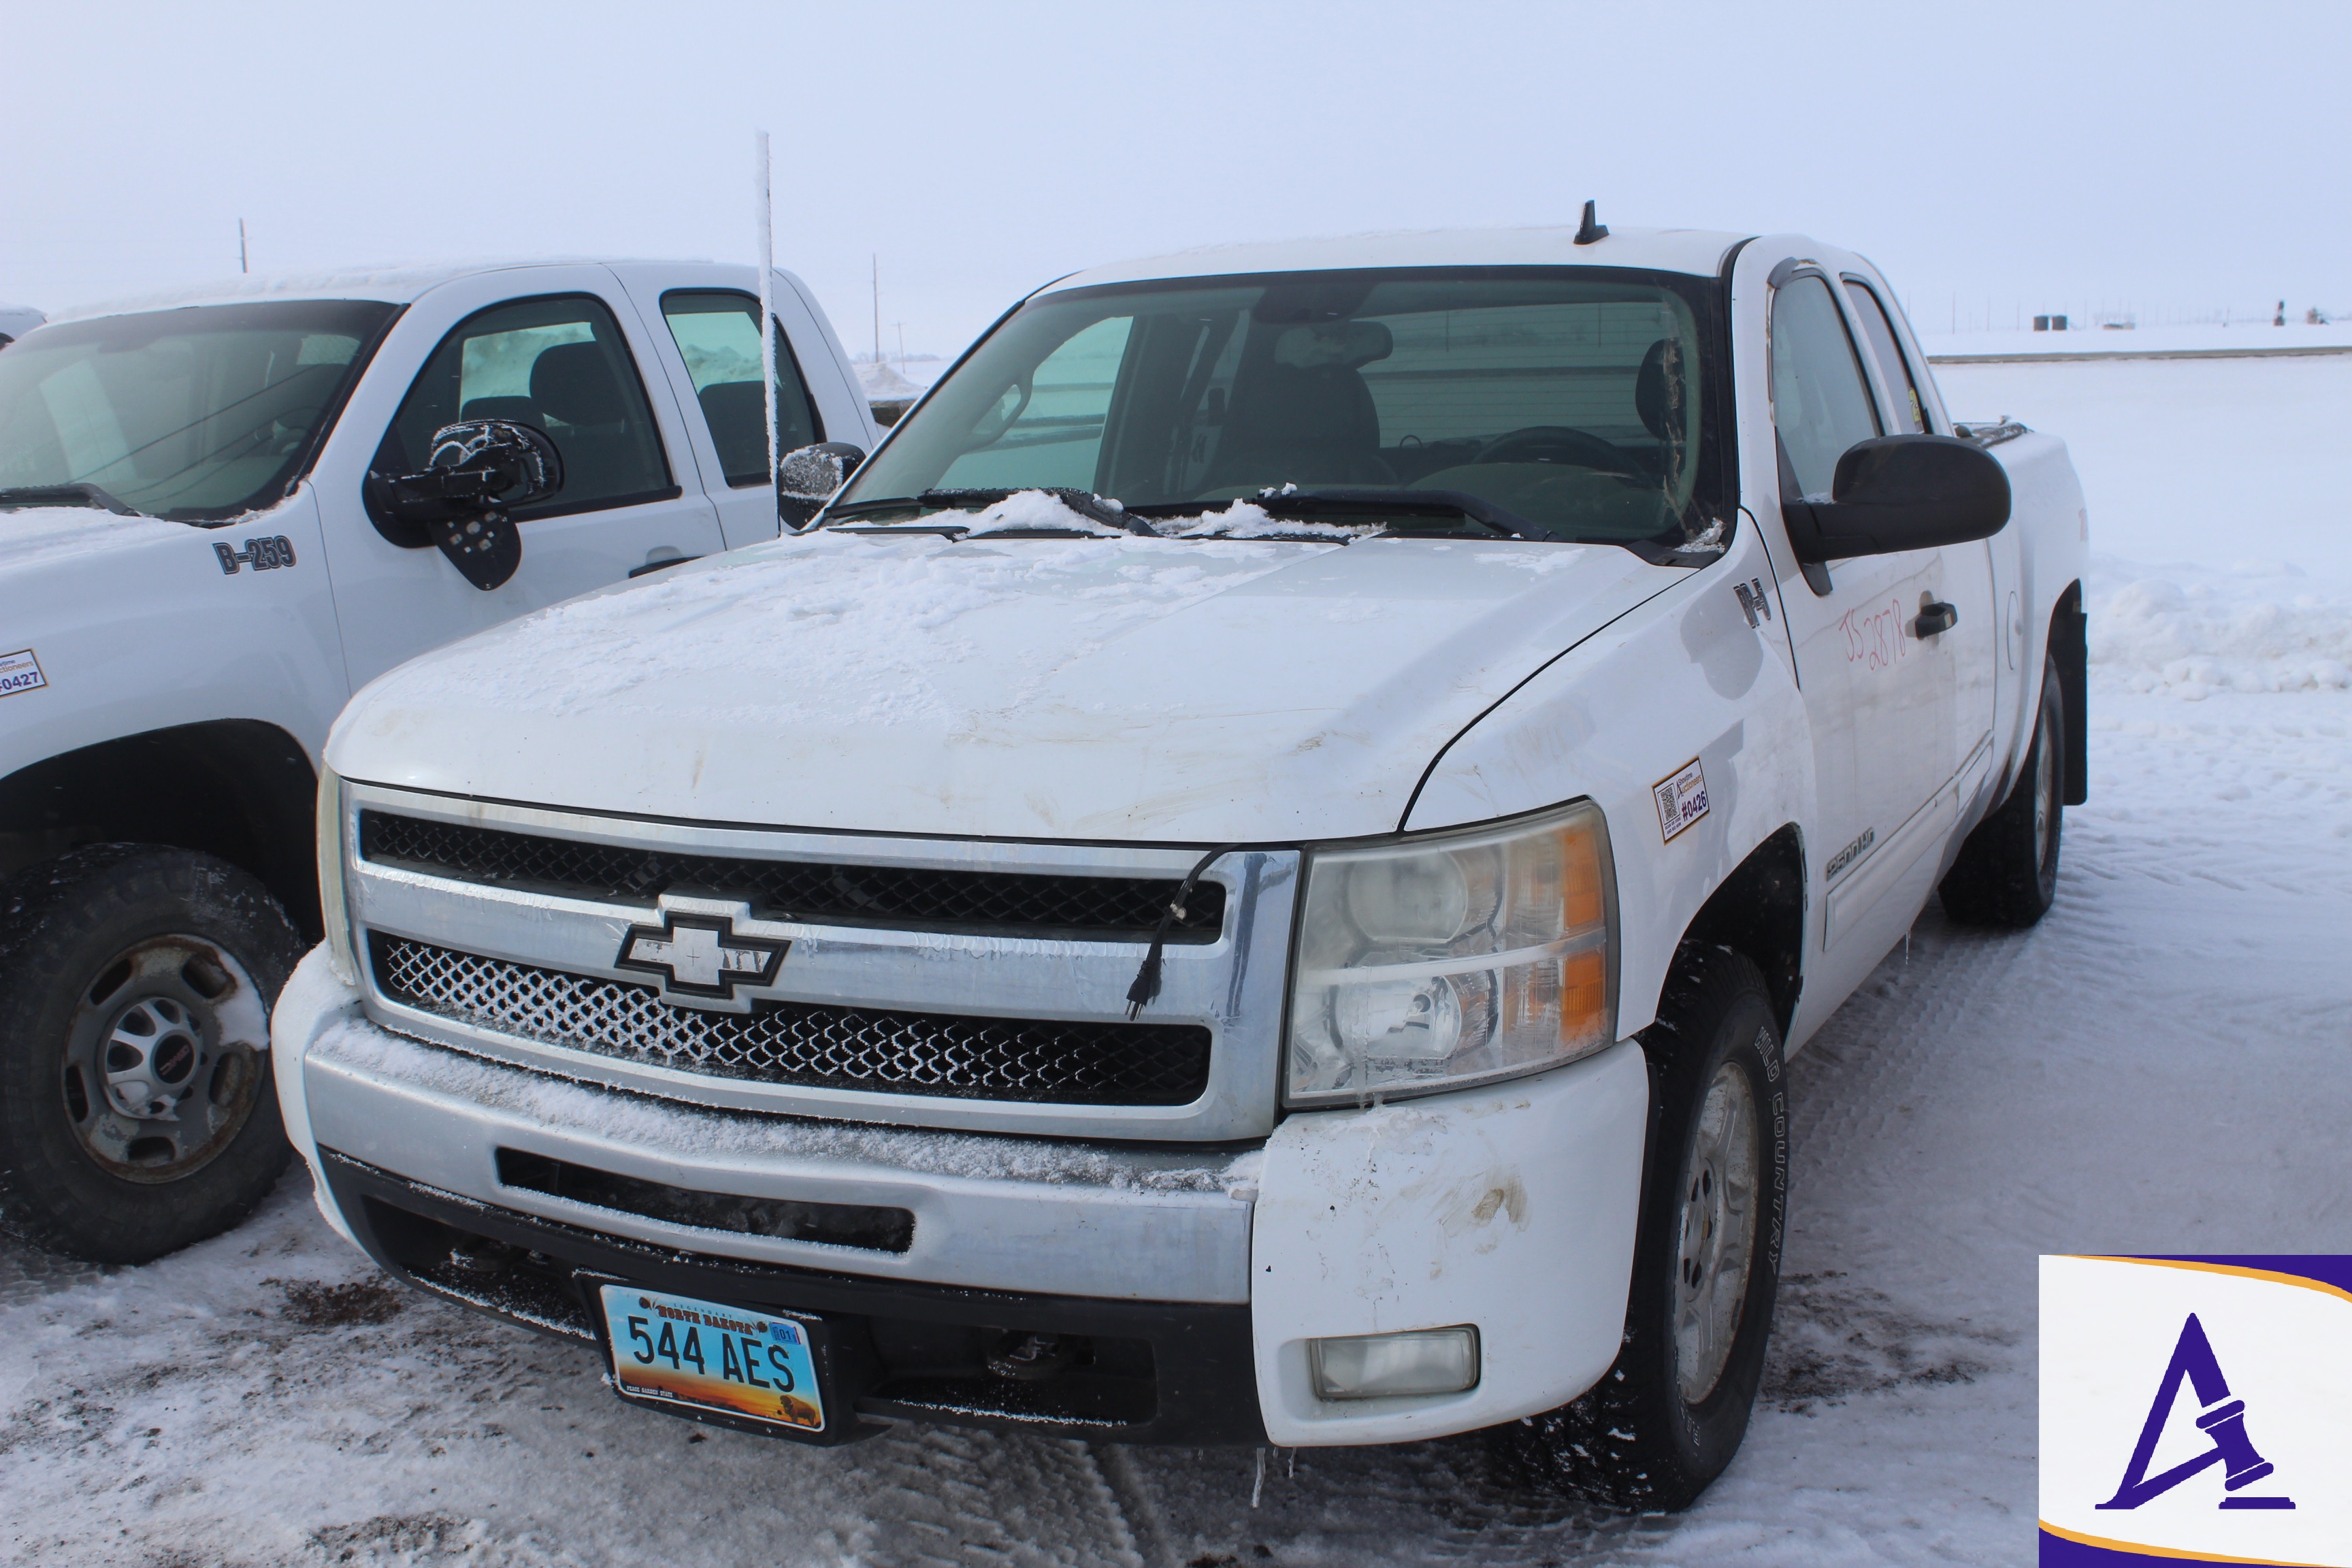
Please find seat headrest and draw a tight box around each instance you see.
[459,395,539,427]
[1273,319,1392,370]
[530,341,630,427]
[1635,338,1684,440]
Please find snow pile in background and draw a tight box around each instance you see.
[2089,564,2352,698]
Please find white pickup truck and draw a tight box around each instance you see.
[274,223,2087,1507]
[0,261,877,1264]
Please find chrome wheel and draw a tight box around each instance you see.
[1673,1058,1761,1404]
[60,936,270,1183]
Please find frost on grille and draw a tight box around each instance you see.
[370,936,1213,1107]
[360,812,1224,943]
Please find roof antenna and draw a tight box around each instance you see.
[1574,199,1608,246]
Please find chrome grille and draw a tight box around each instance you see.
[361,811,1224,943]
[370,934,1213,1107]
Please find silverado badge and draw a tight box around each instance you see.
[615,898,791,1006]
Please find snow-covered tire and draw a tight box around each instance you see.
[1940,660,2063,928]
[1490,945,1788,1512]
[0,846,303,1264]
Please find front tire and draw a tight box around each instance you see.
[1492,946,1788,1511]
[1940,660,2064,928]
[0,846,304,1264]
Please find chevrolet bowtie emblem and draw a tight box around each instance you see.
[615,900,791,1004]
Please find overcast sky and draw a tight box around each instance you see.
[5,0,2345,351]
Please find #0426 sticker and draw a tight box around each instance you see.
[1652,757,1709,843]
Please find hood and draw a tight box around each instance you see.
[331,526,1676,843]
[1,506,195,572]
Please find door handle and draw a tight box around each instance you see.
[1914,598,1959,638]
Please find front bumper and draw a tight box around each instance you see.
[274,946,1650,1448]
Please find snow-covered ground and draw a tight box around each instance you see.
[5,354,2350,1566]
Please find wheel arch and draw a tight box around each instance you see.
[1661,823,1806,1044]
[0,720,321,940]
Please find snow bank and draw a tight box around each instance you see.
[2091,567,2352,699]
[1921,321,2352,361]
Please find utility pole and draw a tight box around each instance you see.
[238,218,248,275]
[872,255,881,364]
[755,129,777,501]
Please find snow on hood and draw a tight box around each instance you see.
[0,506,193,570]
[333,500,1673,842]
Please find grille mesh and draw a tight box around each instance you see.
[370,934,1213,1107]
[360,813,1224,943]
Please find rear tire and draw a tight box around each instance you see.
[1490,945,1788,1511]
[0,846,304,1264]
[1940,661,2064,928]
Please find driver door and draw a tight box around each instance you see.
[1765,269,1973,958]
[317,267,725,689]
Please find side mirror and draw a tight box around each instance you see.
[366,419,563,590]
[1782,434,2010,564]
[777,441,866,528]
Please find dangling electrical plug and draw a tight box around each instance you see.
[1125,845,1242,1019]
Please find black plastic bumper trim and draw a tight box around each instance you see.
[319,1149,1267,1447]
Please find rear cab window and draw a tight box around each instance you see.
[1842,280,1930,436]
[659,291,822,487]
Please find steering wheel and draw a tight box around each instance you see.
[1473,425,1639,476]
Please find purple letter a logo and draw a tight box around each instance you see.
[2097,1313,2294,1512]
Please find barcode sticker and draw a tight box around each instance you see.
[1653,758,1709,843]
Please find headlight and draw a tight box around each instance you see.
[1286,800,1614,1105]
[315,764,359,987]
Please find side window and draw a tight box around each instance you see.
[1844,281,1929,435]
[1769,274,1882,498]
[371,293,672,523]
[659,291,821,487]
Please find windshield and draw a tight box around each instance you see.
[838,267,1725,545]
[0,299,397,521]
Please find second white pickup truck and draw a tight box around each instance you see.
[274,221,2087,1507]
[0,261,877,1264]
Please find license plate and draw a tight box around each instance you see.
[598,1284,826,1433]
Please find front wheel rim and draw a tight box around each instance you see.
[60,936,270,1183]
[1673,1060,1762,1405]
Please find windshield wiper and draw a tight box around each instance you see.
[0,483,143,517]
[1253,487,1556,540]
[821,497,929,523]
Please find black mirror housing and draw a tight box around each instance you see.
[777,441,866,528]
[1782,434,2010,564]
[364,419,564,590]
